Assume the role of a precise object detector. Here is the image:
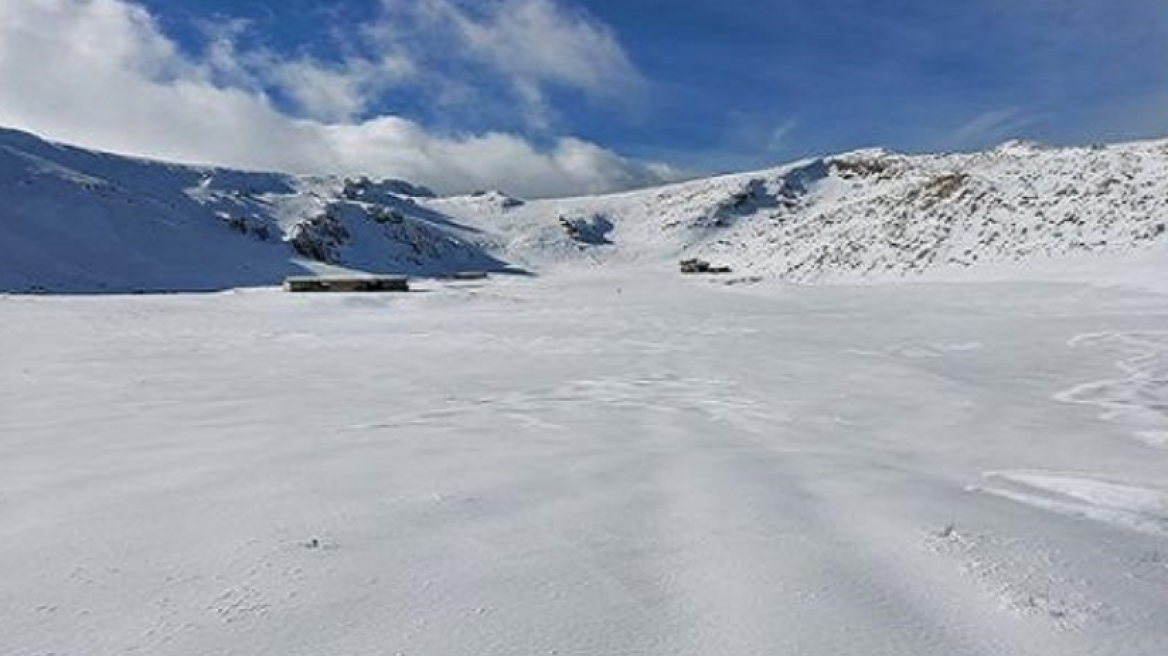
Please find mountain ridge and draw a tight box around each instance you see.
[2,126,1166,292]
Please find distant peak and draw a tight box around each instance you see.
[993,139,1046,155]
[832,147,897,161]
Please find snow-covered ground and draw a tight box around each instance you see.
[4,267,1168,655]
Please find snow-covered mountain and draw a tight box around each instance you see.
[446,139,1168,280]
[0,128,506,293]
[2,126,1167,292]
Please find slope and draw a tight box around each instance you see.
[0,128,506,293]
[429,140,1168,280]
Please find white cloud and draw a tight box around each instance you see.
[370,0,646,129]
[0,0,673,197]
[269,54,415,123]
[196,18,417,124]
[437,0,640,96]
[321,118,678,198]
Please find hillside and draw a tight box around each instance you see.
[0,128,505,293]
[3,127,1168,292]
[433,140,1168,280]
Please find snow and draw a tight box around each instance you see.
[4,269,1168,655]
[4,126,1168,654]
[421,139,1168,283]
[974,471,1168,537]
[5,126,1168,293]
[1058,331,1168,447]
[0,128,504,293]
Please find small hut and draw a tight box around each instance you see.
[283,275,410,293]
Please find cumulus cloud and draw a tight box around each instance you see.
[197,17,417,124]
[268,54,415,123]
[372,0,643,128]
[0,0,674,197]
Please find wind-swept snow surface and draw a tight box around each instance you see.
[4,270,1168,655]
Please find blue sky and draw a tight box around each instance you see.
[3,0,1168,195]
[143,0,1168,166]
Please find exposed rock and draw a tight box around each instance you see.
[286,212,350,263]
[559,214,614,245]
[342,176,436,202]
[679,258,733,274]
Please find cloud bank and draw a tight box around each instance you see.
[0,0,676,197]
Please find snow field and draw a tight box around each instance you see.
[3,270,1168,655]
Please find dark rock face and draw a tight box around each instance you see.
[560,214,615,245]
[679,258,733,274]
[287,212,351,263]
[342,177,436,202]
[218,213,272,241]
